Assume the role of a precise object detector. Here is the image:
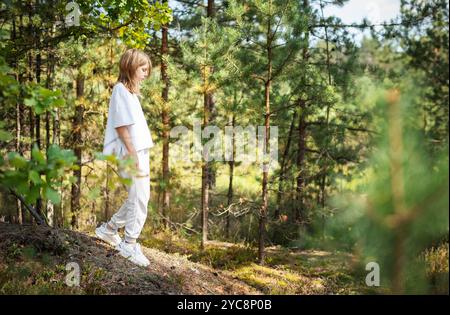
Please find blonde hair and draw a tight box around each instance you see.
[117,48,152,94]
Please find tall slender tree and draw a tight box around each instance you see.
[160,0,171,226]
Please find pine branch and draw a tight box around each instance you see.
[307,121,378,134]
[308,14,435,30]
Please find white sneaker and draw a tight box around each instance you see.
[95,223,122,247]
[116,241,150,267]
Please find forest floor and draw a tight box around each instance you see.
[1,222,448,294]
[1,222,447,295]
[0,222,378,295]
[139,229,374,295]
[0,222,261,294]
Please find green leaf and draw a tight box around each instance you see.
[39,88,54,97]
[87,187,101,200]
[28,170,42,184]
[0,129,12,142]
[35,104,45,115]
[24,98,37,107]
[44,186,60,204]
[16,182,29,195]
[46,169,58,181]
[26,185,41,204]
[31,146,46,165]
[8,152,28,169]
[52,98,66,107]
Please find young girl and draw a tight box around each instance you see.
[96,49,154,267]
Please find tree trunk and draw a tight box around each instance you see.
[258,0,273,266]
[207,0,215,18]
[259,81,271,265]
[104,43,114,224]
[295,0,311,223]
[201,92,210,250]
[45,37,56,227]
[15,103,24,224]
[35,53,41,151]
[207,93,217,190]
[275,111,297,219]
[206,0,216,190]
[225,114,236,240]
[71,74,84,230]
[53,100,62,227]
[35,52,43,216]
[45,111,50,151]
[200,1,215,249]
[27,46,35,225]
[160,5,171,225]
[13,16,24,225]
[295,100,307,222]
[28,47,34,152]
[319,0,332,209]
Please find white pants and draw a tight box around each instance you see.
[108,148,150,240]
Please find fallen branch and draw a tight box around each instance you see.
[9,188,48,226]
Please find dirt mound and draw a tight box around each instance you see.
[0,222,261,295]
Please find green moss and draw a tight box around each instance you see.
[0,261,80,295]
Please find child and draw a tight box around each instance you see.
[96,48,154,267]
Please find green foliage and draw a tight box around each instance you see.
[94,152,141,186]
[81,0,173,48]
[226,0,306,85]
[0,60,19,103]
[0,122,12,143]
[180,16,240,97]
[1,0,173,60]
[0,145,77,204]
[24,85,66,115]
[326,81,449,293]
[0,55,20,145]
[386,0,449,143]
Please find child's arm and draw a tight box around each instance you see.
[116,125,139,168]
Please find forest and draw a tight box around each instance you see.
[0,0,448,295]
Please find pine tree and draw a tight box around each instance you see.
[227,0,306,264]
[328,82,449,294]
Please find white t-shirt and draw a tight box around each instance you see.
[103,82,154,156]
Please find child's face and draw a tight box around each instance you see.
[135,63,149,82]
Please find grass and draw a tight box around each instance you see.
[141,227,449,295]
[423,242,449,294]
[140,228,369,295]
[1,223,447,295]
